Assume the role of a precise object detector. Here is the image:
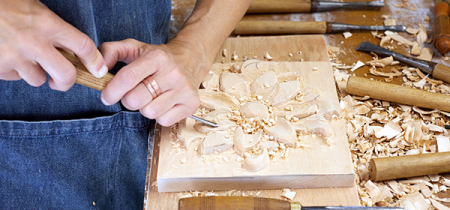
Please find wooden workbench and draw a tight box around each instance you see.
[146,0,438,209]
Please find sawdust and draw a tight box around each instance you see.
[330,47,450,209]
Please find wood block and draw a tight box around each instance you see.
[156,61,354,192]
[145,125,360,210]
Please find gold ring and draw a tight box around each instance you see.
[142,78,157,99]
[146,76,162,96]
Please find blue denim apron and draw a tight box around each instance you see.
[0,0,171,209]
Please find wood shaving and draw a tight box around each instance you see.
[384,19,397,26]
[380,35,391,47]
[406,27,420,35]
[264,52,273,60]
[281,188,296,200]
[418,47,433,61]
[330,52,450,208]
[369,67,402,77]
[343,32,353,39]
[411,42,422,56]
[385,31,414,46]
[416,25,427,44]
[350,61,365,72]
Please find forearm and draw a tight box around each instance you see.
[168,0,252,80]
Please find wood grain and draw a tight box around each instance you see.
[58,49,113,91]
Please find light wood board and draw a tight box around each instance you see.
[157,61,354,192]
[145,35,360,209]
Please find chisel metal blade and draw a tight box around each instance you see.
[355,41,434,74]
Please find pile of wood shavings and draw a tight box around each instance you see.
[331,50,450,209]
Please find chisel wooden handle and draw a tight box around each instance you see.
[179,196,299,210]
[58,49,113,91]
[433,0,450,54]
[369,152,450,181]
[432,63,450,83]
[248,0,312,13]
[235,21,329,35]
[346,76,450,112]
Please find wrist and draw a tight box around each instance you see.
[166,35,213,83]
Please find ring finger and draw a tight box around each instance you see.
[121,75,167,110]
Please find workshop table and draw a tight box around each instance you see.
[145,0,437,209]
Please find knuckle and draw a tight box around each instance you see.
[119,69,139,86]
[123,93,142,110]
[76,36,96,56]
[56,66,76,85]
[152,48,169,61]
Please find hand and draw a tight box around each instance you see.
[100,39,210,126]
[0,0,107,91]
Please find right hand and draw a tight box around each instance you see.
[0,0,108,91]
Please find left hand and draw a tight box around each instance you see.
[99,39,210,126]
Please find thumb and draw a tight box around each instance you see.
[54,22,108,78]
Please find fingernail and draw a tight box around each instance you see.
[101,96,110,106]
[96,65,109,78]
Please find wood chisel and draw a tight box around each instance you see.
[178,196,404,210]
[356,41,450,84]
[234,21,405,35]
[247,0,384,13]
[369,152,450,182]
[58,49,217,127]
[433,0,450,54]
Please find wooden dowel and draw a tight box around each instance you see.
[58,49,113,91]
[369,152,450,181]
[346,76,450,112]
[247,0,311,13]
[234,21,328,35]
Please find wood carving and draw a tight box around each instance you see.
[157,61,354,192]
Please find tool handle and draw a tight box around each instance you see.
[369,152,450,181]
[433,2,450,54]
[247,0,311,13]
[234,21,328,35]
[432,63,450,83]
[346,76,450,112]
[178,196,296,210]
[58,49,113,91]
[435,0,450,16]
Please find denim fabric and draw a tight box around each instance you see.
[0,112,153,209]
[0,0,171,209]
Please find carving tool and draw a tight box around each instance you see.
[234,21,405,35]
[369,152,450,181]
[58,49,217,127]
[178,196,404,210]
[346,76,450,112]
[356,41,450,84]
[433,0,450,54]
[189,115,218,127]
[247,0,384,13]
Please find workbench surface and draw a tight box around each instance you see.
[144,0,447,209]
